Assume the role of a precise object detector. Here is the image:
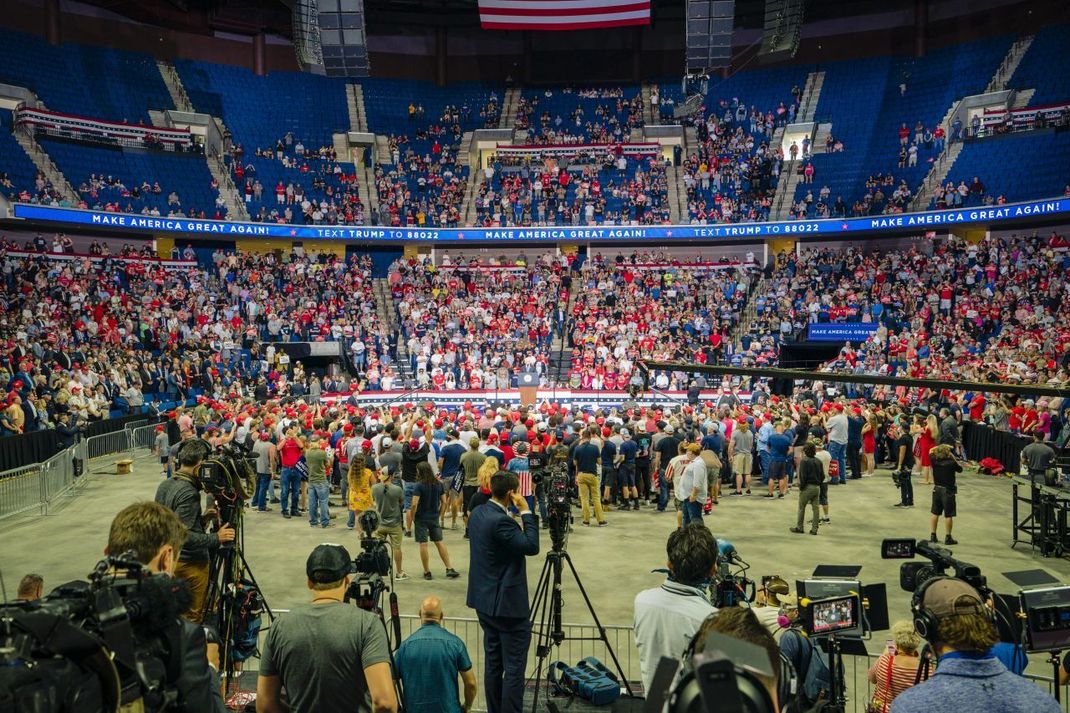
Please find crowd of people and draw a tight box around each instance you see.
[473,152,671,227]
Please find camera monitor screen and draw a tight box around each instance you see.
[881,538,916,559]
[797,579,865,637]
[806,594,860,636]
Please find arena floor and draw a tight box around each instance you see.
[4,449,1069,697]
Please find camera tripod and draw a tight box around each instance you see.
[819,633,848,713]
[202,497,274,692]
[528,545,634,712]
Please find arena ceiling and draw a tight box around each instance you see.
[76,0,917,39]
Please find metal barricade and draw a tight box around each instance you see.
[0,462,45,519]
[85,429,132,461]
[128,424,160,451]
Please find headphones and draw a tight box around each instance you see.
[911,576,994,643]
[673,615,800,713]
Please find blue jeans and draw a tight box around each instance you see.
[758,450,772,485]
[308,481,330,527]
[253,472,270,510]
[682,500,703,526]
[657,470,670,511]
[403,481,419,513]
[280,467,301,515]
[828,441,847,484]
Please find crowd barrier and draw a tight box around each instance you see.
[0,419,166,522]
[962,420,1032,473]
[0,410,166,473]
[252,613,1069,712]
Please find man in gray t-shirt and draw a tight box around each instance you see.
[258,544,396,713]
[372,471,408,579]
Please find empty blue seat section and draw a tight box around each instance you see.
[0,113,40,193]
[0,28,171,122]
[1009,24,1070,105]
[175,60,349,149]
[39,137,223,216]
[795,34,1013,214]
[934,131,1070,207]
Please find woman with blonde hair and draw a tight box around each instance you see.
[466,456,500,515]
[866,620,925,711]
[347,451,374,530]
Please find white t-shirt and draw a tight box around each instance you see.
[634,582,717,695]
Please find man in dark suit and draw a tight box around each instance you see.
[466,470,540,713]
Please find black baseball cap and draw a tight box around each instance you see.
[306,544,356,583]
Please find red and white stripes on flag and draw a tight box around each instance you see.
[478,0,651,31]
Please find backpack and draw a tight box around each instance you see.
[780,629,831,706]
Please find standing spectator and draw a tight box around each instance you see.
[729,420,754,496]
[372,466,407,580]
[411,462,460,581]
[252,430,277,512]
[826,405,849,485]
[572,428,607,526]
[791,442,823,535]
[278,425,305,519]
[928,445,962,545]
[466,470,540,713]
[348,451,375,530]
[395,595,478,713]
[891,423,915,508]
[305,435,333,529]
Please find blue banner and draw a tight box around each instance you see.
[807,322,879,342]
[11,198,1070,242]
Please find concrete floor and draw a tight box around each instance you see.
[4,450,1069,696]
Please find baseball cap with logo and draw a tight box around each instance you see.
[306,544,356,583]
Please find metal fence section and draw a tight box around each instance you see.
[128,424,160,451]
[0,441,89,521]
[85,429,132,461]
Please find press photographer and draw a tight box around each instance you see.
[0,502,226,713]
[104,501,228,713]
[257,543,397,713]
[892,578,1060,713]
[634,523,719,695]
[154,438,236,622]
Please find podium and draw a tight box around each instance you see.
[518,371,538,406]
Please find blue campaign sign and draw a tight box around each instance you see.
[807,322,879,342]
[11,197,1070,242]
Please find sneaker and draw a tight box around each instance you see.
[821,517,830,524]
[423,572,433,581]
[582,521,591,526]
[944,535,958,545]
[598,521,608,527]
[778,493,785,499]
[394,572,410,582]
[929,533,938,543]
[790,527,805,534]
[729,492,744,497]
[310,523,317,528]
[322,523,333,529]
[762,494,775,499]
[446,568,460,579]
[404,530,413,538]
[282,512,292,519]
[810,530,819,535]
[894,503,907,507]
[745,489,752,495]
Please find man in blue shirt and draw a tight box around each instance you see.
[396,596,477,713]
[438,429,468,530]
[756,418,775,486]
[892,578,1060,713]
[616,429,641,510]
[765,422,793,499]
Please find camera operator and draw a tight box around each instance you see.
[692,608,782,709]
[928,444,961,545]
[633,523,719,695]
[751,576,793,637]
[105,501,227,713]
[891,578,1060,713]
[155,438,235,623]
[257,544,397,713]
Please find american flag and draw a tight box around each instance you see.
[478,0,651,31]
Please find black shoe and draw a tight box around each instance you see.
[929,533,938,543]
[423,572,433,580]
[810,530,819,535]
[945,535,958,545]
[283,512,292,519]
[821,517,830,523]
[894,502,907,507]
[762,494,775,499]
[446,568,460,579]
[790,527,804,534]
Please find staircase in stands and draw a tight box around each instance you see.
[373,278,412,387]
[341,83,378,221]
[770,71,827,219]
[13,120,79,205]
[500,86,522,133]
[729,273,767,353]
[667,165,686,224]
[155,60,249,220]
[547,278,582,384]
[640,83,656,125]
[345,83,368,132]
[909,36,1035,212]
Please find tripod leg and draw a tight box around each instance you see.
[529,555,557,713]
[560,553,635,697]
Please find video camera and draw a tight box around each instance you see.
[710,539,755,608]
[652,632,779,713]
[344,511,392,613]
[545,460,572,552]
[881,538,988,596]
[0,554,191,713]
[198,440,257,504]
